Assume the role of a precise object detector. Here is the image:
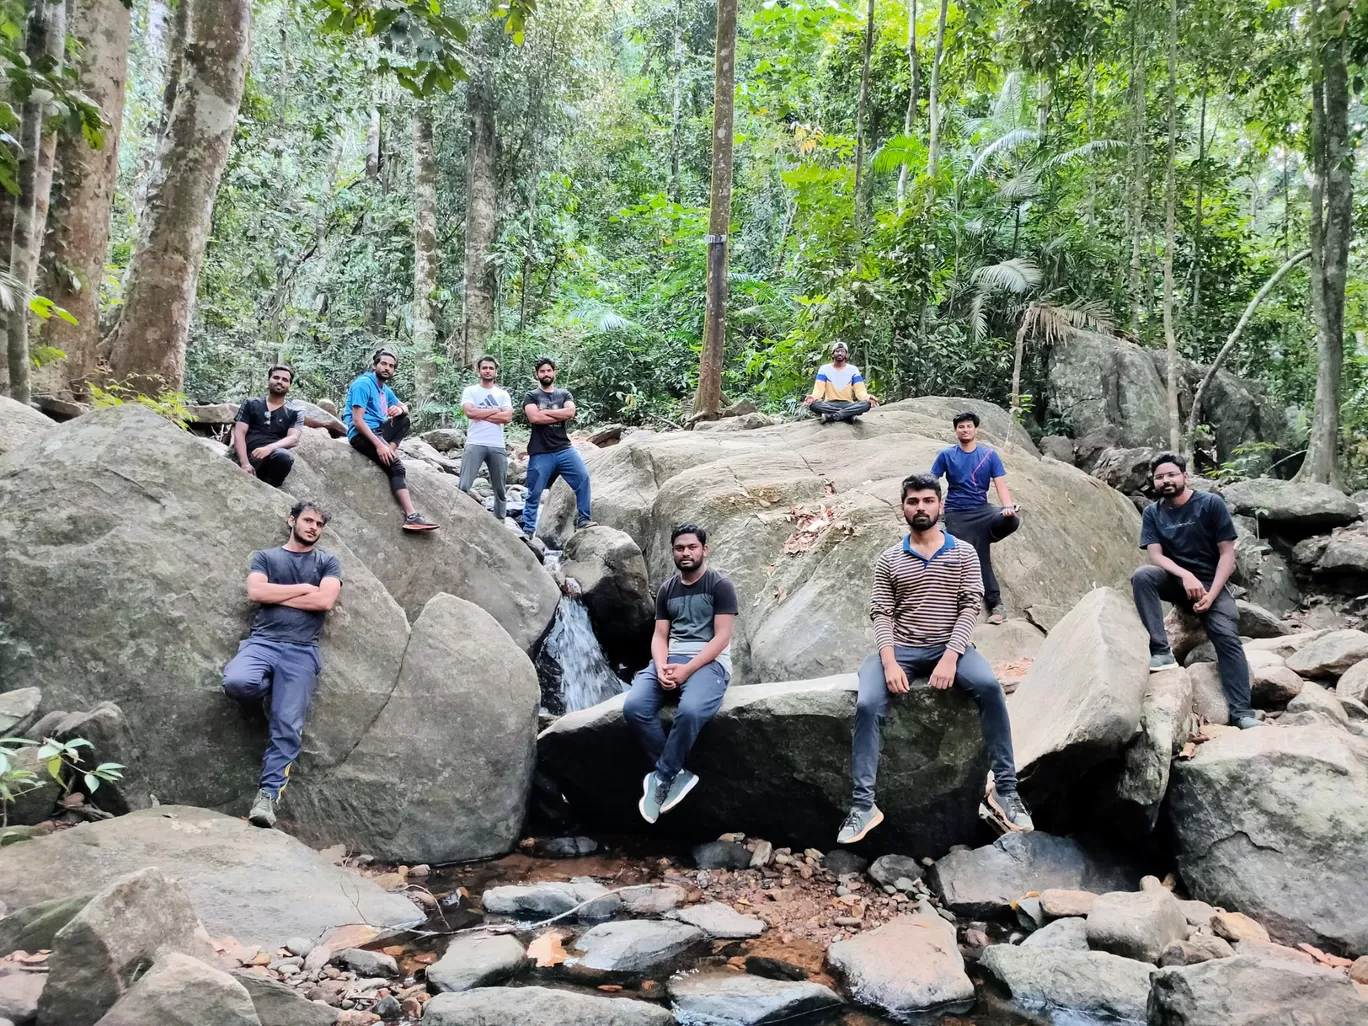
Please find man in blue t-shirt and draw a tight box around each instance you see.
[929,410,1020,623]
[222,500,342,829]
[344,348,438,531]
[1132,451,1259,729]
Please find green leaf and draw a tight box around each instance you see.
[46,756,62,780]
[84,773,99,794]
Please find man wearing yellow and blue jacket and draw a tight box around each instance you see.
[803,342,880,423]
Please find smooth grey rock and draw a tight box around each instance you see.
[1085,888,1188,964]
[1021,916,1090,951]
[331,948,396,977]
[0,894,92,956]
[667,902,766,939]
[1158,935,1235,966]
[1237,601,1290,639]
[618,884,686,915]
[574,919,705,972]
[1286,629,1368,679]
[426,934,526,993]
[92,953,259,1026]
[1222,479,1360,530]
[1177,899,1217,927]
[421,427,466,452]
[532,836,599,858]
[826,909,973,1017]
[978,944,1154,1022]
[283,938,314,957]
[692,841,752,870]
[561,526,654,670]
[866,854,924,889]
[668,971,842,1025]
[1251,663,1305,707]
[481,880,619,920]
[45,703,144,816]
[0,688,40,737]
[1188,661,1231,724]
[823,849,868,877]
[1339,659,1368,704]
[1148,955,1368,1025]
[1281,682,1350,728]
[422,986,673,1026]
[230,970,337,1026]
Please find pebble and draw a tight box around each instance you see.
[835,916,862,928]
[285,937,315,957]
[894,877,916,893]
[409,865,431,878]
[883,884,897,895]
[373,995,402,1020]
[697,871,712,889]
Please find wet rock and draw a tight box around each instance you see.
[826,909,974,1018]
[1020,917,1090,951]
[1038,889,1097,918]
[692,841,752,870]
[668,971,843,1026]
[1221,479,1360,531]
[1251,664,1305,707]
[422,986,673,1026]
[533,836,599,859]
[1286,629,1368,679]
[1158,935,1235,966]
[481,880,619,921]
[866,854,924,889]
[1085,888,1188,964]
[978,944,1154,1022]
[426,935,526,993]
[332,949,397,977]
[560,527,654,670]
[0,894,91,956]
[574,920,705,972]
[1211,911,1270,944]
[666,902,766,939]
[230,970,338,1026]
[0,688,40,736]
[1148,955,1368,1026]
[91,952,258,1026]
[823,850,868,877]
[0,971,43,1024]
[745,956,807,981]
[618,885,686,915]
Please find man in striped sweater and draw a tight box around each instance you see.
[837,472,1033,844]
[803,342,880,423]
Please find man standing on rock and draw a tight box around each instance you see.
[803,342,879,423]
[838,473,1033,845]
[624,523,737,823]
[223,500,341,828]
[459,355,514,521]
[230,365,302,487]
[929,410,1020,624]
[1132,452,1260,730]
[345,348,438,531]
[520,356,593,538]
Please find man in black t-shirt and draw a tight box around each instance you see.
[623,523,738,823]
[230,365,302,487]
[1132,452,1259,729]
[520,356,593,538]
[222,499,342,828]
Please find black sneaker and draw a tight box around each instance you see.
[402,512,439,532]
[987,787,1034,832]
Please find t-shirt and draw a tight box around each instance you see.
[234,398,301,453]
[344,373,400,439]
[524,387,574,455]
[462,384,512,448]
[248,546,343,646]
[654,568,739,673]
[1138,490,1238,587]
[930,445,1007,511]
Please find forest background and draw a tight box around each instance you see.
[0,0,1365,483]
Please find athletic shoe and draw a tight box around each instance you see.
[836,803,884,844]
[987,787,1034,832]
[576,519,599,530]
[660,769,699,813]
[1234,715,1265,730]
[1149,651,1178,672]
[248,789,277,829]
[987,604,1007,625]
[402,512,439,532]
[638,773,669,824]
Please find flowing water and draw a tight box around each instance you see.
[539,595,627,714]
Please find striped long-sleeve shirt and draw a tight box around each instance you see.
[869,533,983,654]
[808,362,870,403]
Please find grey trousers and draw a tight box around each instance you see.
[459,443,508,519]
[811,399,871,422]
[623,655,730,782]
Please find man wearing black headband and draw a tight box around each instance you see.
[344,348,438,531]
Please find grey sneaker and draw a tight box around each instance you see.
[660,769,698,813]
[402,512,439,531]
[638,773,670,825]
[987,604,1007,625]
[248,789,277,829]
[1234,715,1265,730]
[987,787,1034,832]
[1149,651,1178,672]
[836,803,884,844]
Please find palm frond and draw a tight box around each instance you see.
[970,258,1042,296]
[969,292,986,344]
[871,133,927,174]
[992,71,1024,121]
[1041,138,1127,171]
[997,171,1042,202]
[967,127,1039,179]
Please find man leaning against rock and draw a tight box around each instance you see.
[1132,451,1261,730]
[838,472,1033,845]
[229,364,302,487]
[222,499,341,828]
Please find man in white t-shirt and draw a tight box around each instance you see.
[459,355,514,519]
[803,342,879,423]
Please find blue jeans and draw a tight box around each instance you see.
[521,448,592,535]
[851,644,1017,807]
[223,638,322,798]
[622,655,730,782]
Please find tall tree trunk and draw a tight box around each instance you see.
[105,0,252,392]
[1161,0,1179,452]
[461,37,498,370]
[691,0,737,420]
[36,0,131,397]
[1190,79,1207,323]
[1127,0,1147,336]
[668,0,684,202]
[412,106,438,405]
[1295,26,1353,487]
[851,0,875,228]
[895,0,918,210]
[5,0,67,403]
[925,0,948,182]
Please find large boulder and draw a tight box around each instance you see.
[826,909,974,1017]
[538,674,988,857]
[978,944,1154,1022]
[0,395,53,456]
[1167,724,1368,955]
[91,952,260,1026]
[1221,478,1359,531]
[0,807,421,949]
[1085,885,1188,964]
[1285,629,1368,679]
[1148,955,1368,1026]
[560,525,654,670]
[538,397,1140,685]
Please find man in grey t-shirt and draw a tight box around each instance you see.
[222,500,342,828]
[623,523,738,824]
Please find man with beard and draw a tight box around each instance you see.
[1132,452,1260,729]
[520,356,593,538]
[623,523,738,823]
[929,410,1020,624]
[459,355,514,520]
[838,473,1032,845]
[345,348,438,531]
[223,500,341,828]
[803,342,880,423]
[229,365,302,487]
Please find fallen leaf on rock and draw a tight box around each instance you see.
[248,952,271,967]
[322,924,380,952]
[1298,943,1352,968]
[597,984,623,992]
[15,951,47,964]
[1178,742,1198,759]
[381,945,405,957]
[527,930,569,967]
[642,980,657,991]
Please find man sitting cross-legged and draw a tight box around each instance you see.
[803,342,880,423]
[1132,451,1261,730]
[623,523,738,823]
[838,473,1033,845]
[222,500,341,829]
[229,364,302,487]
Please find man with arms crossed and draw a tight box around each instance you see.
[803,342,880,423]
[838,473,1032,844]
[230,365,302,487]
[520,356,593,538]
[345,348,438,531]
[459,355,514,520]
[223,500,341,829]
[624,523,738,824]
[1132,451,1260,729]
[930,410,1020,624]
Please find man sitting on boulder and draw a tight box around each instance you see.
[230,365,302,487]
[623,523,737,824]
[345,348,438,531]
[929,410,1020,624]
[803,342,879,423]
[223,500,341,829]
[1132,452,1260,730]
[838,473,1032,845]
[459,354,514,520]
[520,356,593,538]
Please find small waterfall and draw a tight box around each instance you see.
[539,595,626,715]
